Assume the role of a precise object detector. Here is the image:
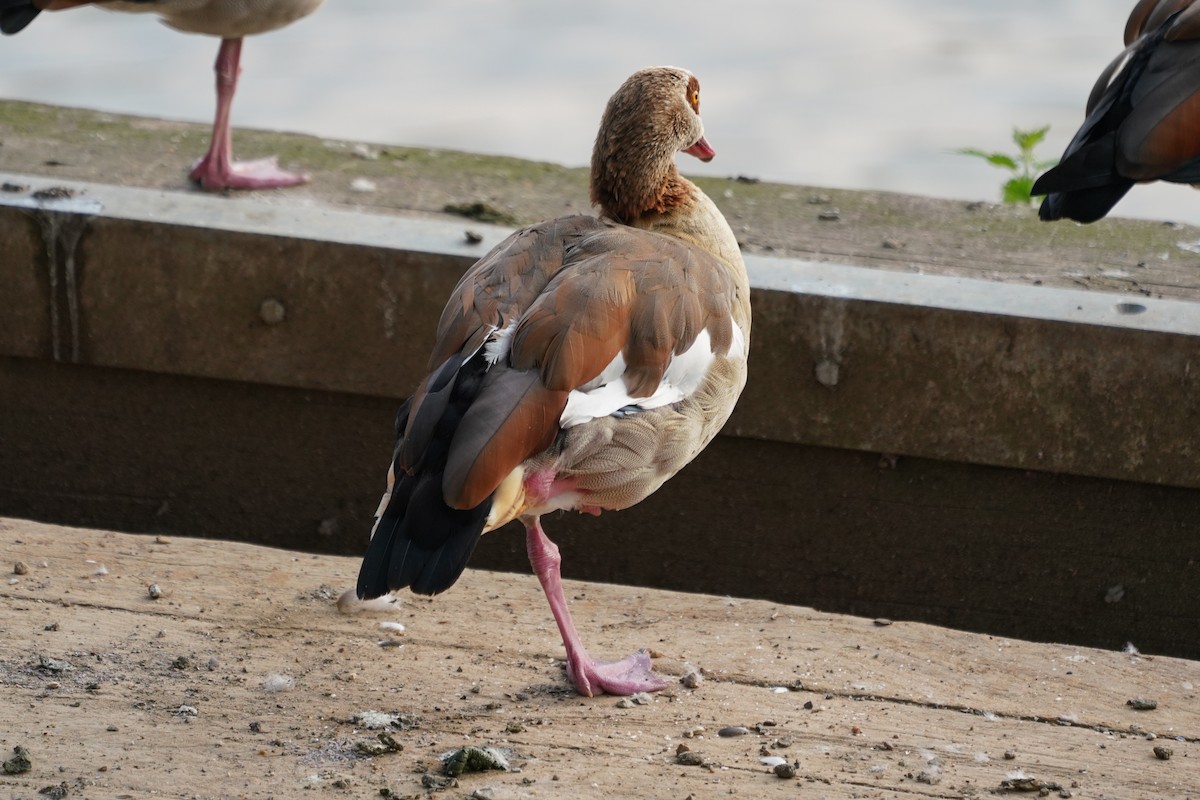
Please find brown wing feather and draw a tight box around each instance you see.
[1127,0,1200,43]
[1117,30,1200,176]
[429,219,739,512]
[1121,84,1200,175]
[443,370,566,510]
[510,227,738,396]
[1163,3,1200,40]
[429,215,607,370]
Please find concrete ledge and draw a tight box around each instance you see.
[2,172,1197,489]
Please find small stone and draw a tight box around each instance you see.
[106,725,118,732]
[441,746,509,777]
[464,230,484,245]
[13,561,28,575]
[1127,698,1158,711]
[37,655,73,672]
[681,670,702,689]
[350,177,378,193]
[3,745,31,774]
[873,618,893,627]
[172,655,191,670]
[682,726,705,739]
[1004,749,1017,760]
[38,782,67,799]
[262,674,294,693]
[717,726,750,737]
[676,751,705,767]
[773,763,796,779]
[147,583,163,600]
[1153,745,1173,760]
[43,622,59,631]
[817,208,841,222]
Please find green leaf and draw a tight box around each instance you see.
[957,148,1019,170]
[1003,176,1035,205]
[1013,126,1050,152]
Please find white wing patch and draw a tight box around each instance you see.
[483,321,516,365]
[559,318,747,429]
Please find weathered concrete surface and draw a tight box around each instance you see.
[3,99,1200,299]
[3,356,1199,659]
[1,519,1197,800]
[1,175,1197,491]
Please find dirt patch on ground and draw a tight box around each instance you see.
[1,517,1197,799]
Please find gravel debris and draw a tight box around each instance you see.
[441,746,510,777]
[3,745,31,774]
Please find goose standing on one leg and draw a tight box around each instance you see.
[1033,0,1200,222]
[353,67,752,697]
[0,0,325,191]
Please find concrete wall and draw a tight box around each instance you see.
[2,174,1198,658]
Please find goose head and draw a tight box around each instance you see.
[590,66,715,223]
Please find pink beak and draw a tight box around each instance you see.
[683,135,715,162]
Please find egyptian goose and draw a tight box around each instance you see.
[354,67,751,697]
[1033,0,1200,222]
[0,0,324,191]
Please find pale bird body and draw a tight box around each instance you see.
[356,67,752,697]
[0,0,325,190]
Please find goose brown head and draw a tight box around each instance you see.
[589,66,714,225]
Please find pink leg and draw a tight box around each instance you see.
[524,516,669,697]
[189,37,308,191]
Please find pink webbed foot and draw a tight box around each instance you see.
[566,648,670,697]
[189,154,309,192]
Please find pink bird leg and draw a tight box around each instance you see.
[524,516,670,697]
[189,37,308,191]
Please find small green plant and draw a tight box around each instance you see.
[958,126,1058,206]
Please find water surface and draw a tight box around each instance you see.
[2,1,1196,225]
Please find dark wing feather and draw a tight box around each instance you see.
[0,0,39,33]
[1034,6,1200,222]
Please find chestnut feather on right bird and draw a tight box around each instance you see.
[1033,0,1200,222]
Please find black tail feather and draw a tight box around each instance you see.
[0,2,40,35]
[1038,183,1134,223]
[356,353,495,600]
[1032,132,1135,223]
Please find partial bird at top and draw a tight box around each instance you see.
[1033,0,1200,222]
[353,66,752,697]
[0,0,325,191]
